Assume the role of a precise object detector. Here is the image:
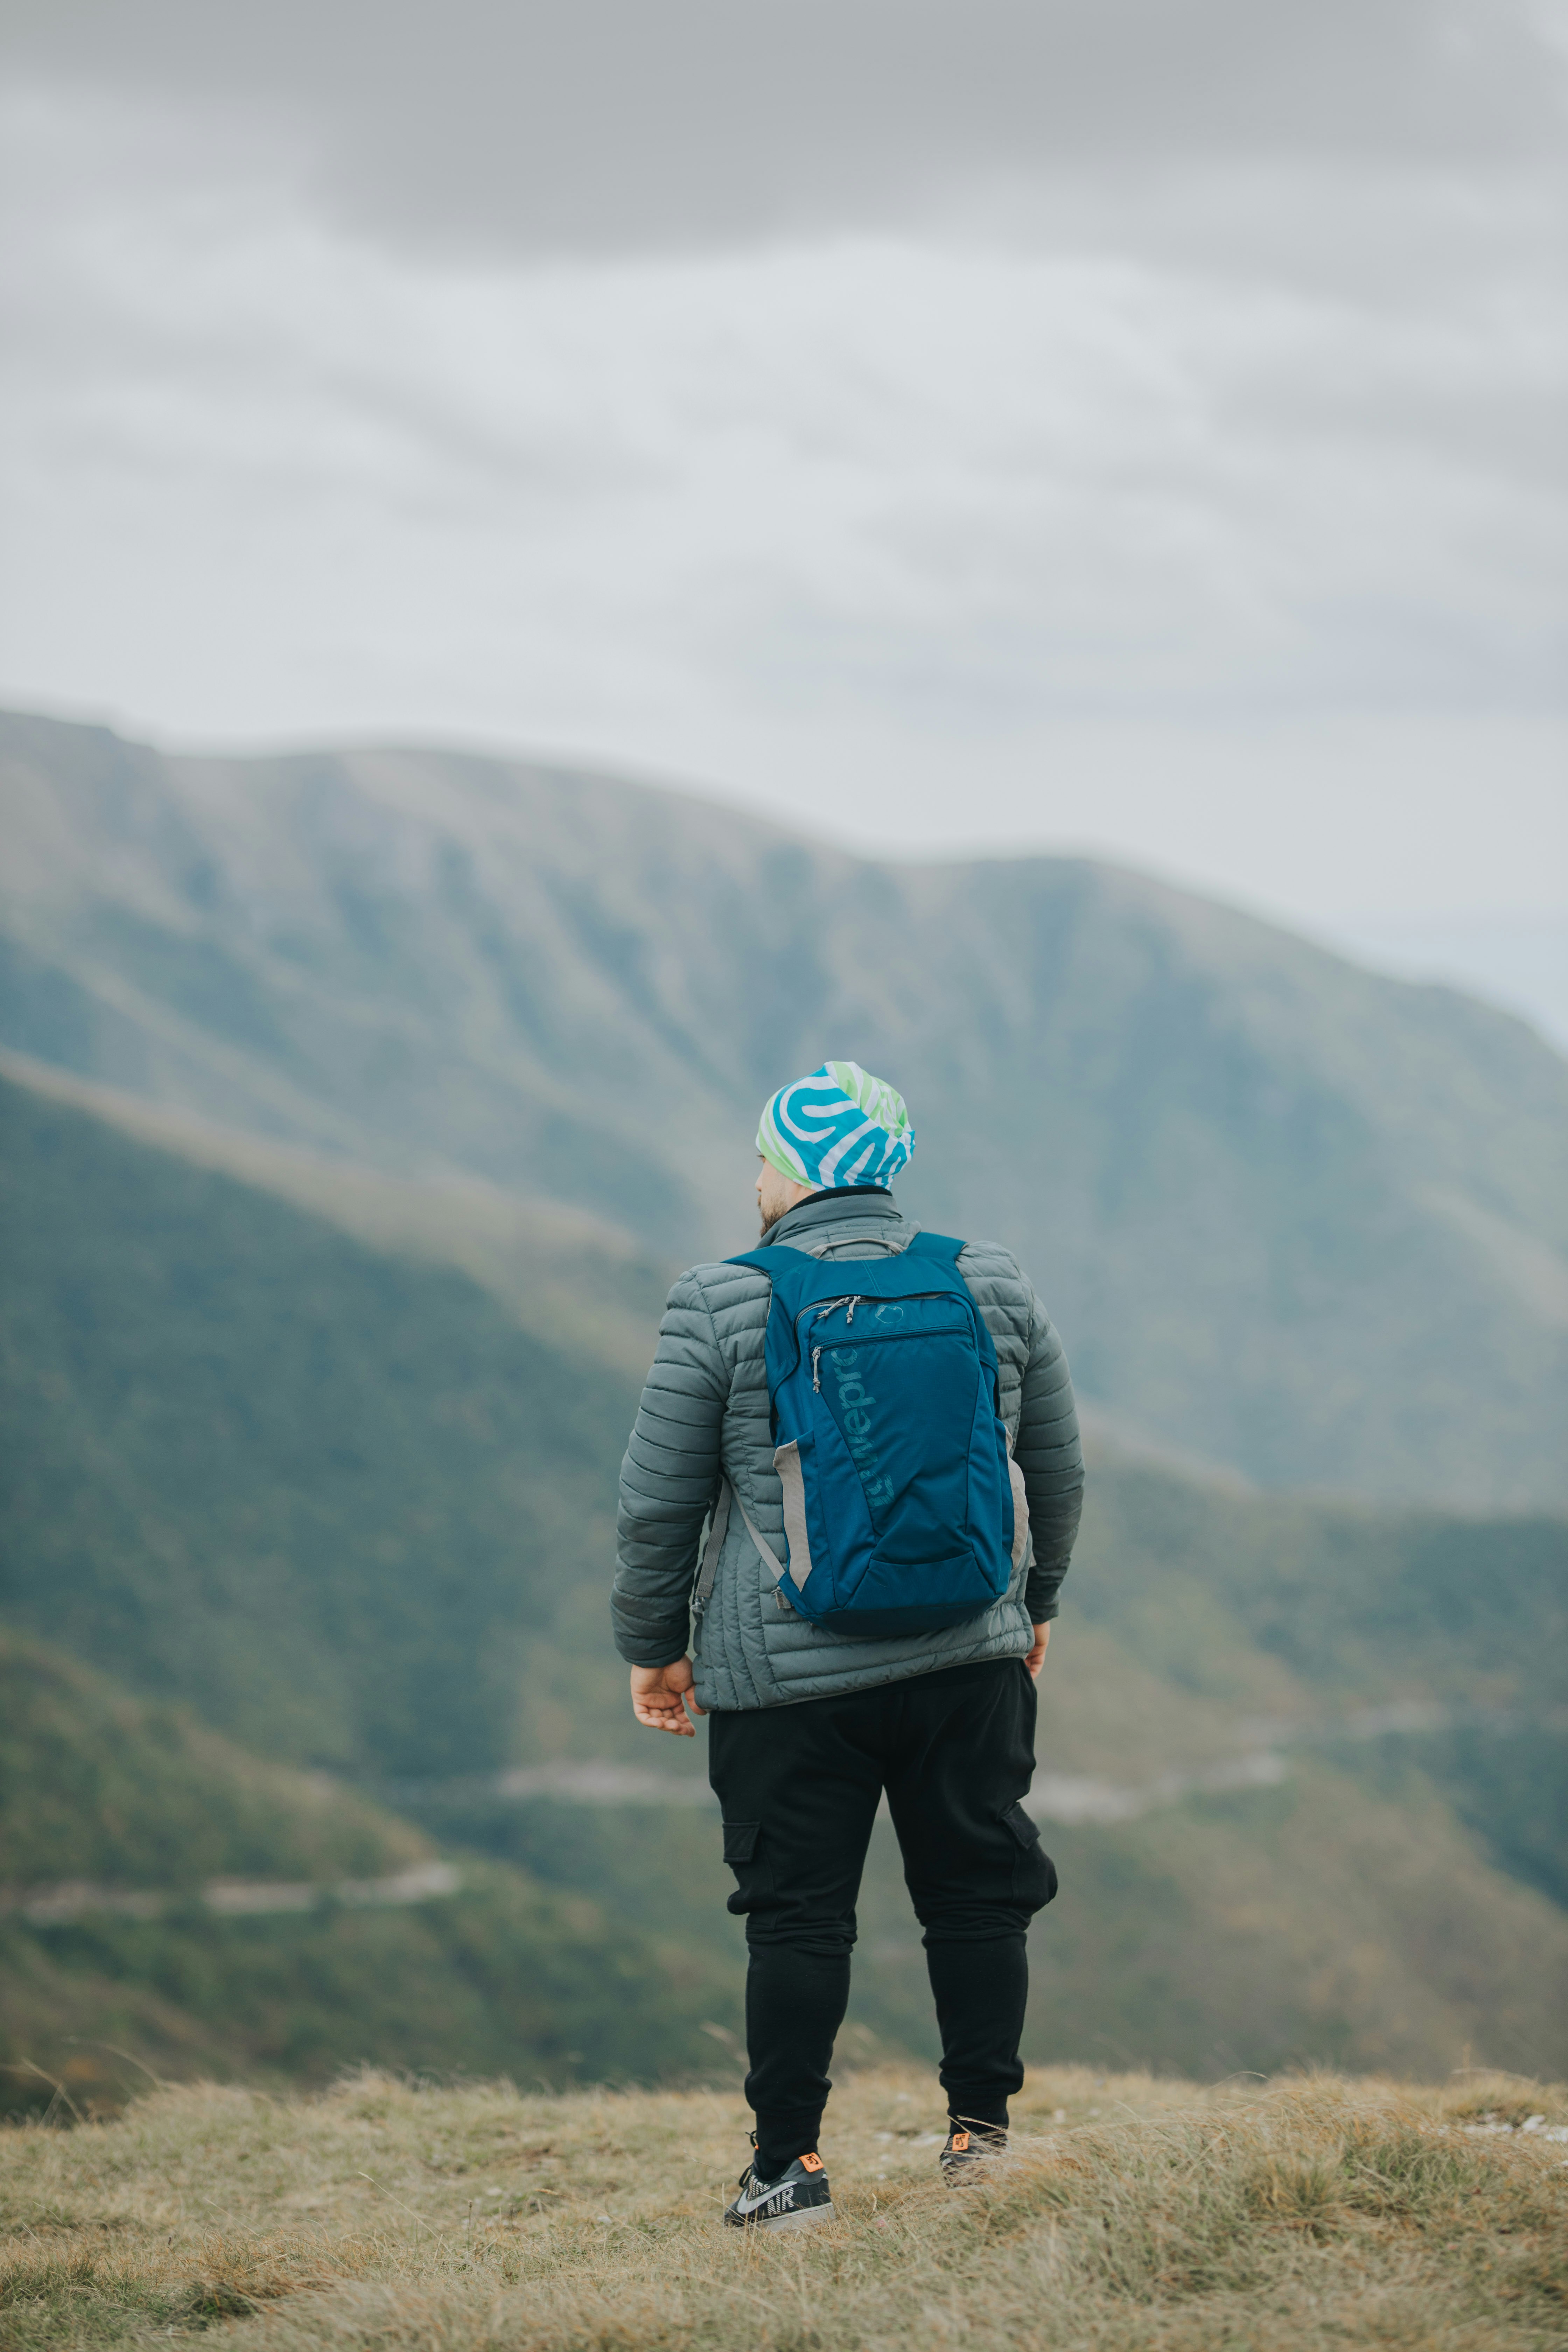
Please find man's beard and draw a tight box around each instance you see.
[759,1193,792,1237]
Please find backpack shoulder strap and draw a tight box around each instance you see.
[725,1245,800,1272]
[903,1229,965,1264]
[693,1476,789,1615]
[726,1242,828,1315]
[692,1479,732,1612]
[906,1228,996,1371]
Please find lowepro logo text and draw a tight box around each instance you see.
[827,1346,894,1509]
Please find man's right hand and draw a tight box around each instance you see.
[630,1656,706,1736]
[1024,1623,1051,1679]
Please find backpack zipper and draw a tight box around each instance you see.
[797,1291,954,1343]
[788,1290,964,1385]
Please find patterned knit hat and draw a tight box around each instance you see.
[756,1061,915,1191]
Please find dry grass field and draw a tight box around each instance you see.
[2,2064,1565,2352]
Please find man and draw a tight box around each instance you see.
[612,1060,1083,2231]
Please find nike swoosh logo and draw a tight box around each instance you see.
[736,2181,798,2215]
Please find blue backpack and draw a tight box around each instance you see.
[697,1231,1026,1639]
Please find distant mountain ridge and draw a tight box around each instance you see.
[2,707,1564,1505]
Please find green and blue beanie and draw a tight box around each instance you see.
[757,1060,915,1192]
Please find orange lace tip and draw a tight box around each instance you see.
[800,2151,824,2172]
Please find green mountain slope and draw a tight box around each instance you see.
[0,1048,673,1385]
[0,1069,639,1779]
[3,1060,1565,2089]
[3,710,1564,1506]
[0,1630,426,1892]
[1077,1458,1568,1719]
[0,1632,740,2120]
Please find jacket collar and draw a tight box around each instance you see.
[762,1187,903,1251]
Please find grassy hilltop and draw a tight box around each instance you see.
[2,2067,1565,2352]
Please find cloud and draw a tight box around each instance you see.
[3,116,1558,715]
[5,0,1564,257]
[0,7,1563,923]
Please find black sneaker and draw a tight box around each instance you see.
[939,2124,1007,2184]
[722,2149,834,2232]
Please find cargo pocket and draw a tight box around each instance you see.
[721,1819,775,1918]
[1002,1800,1058,1910]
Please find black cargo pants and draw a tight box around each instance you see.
[707,1656,1057,2178]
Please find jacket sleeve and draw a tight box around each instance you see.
[1016,1286,1085,1621]
[611,1270,729,1667]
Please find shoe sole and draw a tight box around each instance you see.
[725,2201,836,2233]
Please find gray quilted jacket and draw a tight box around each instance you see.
[611,1188,1084,1712]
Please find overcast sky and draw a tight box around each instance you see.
[2,1,1565,963]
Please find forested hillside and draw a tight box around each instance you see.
[4,1064,1564,2100]
[0,1069,637,1778]
[3,709,1564,1505]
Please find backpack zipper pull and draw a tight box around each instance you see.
[811,1346,822,1391]
[846,1296,860,1323]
